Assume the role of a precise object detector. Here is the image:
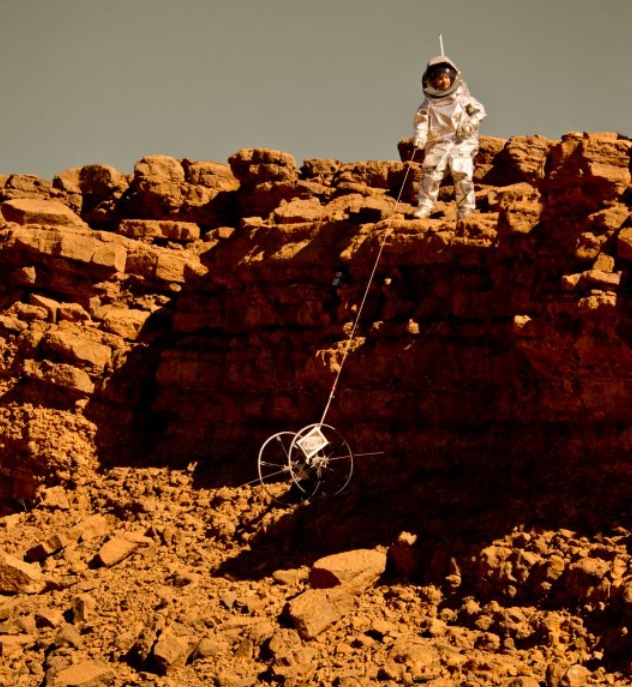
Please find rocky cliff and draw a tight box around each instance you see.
[2,132,632,686]
[2,132,632,504]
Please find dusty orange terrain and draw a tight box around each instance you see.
[2,131,632,686]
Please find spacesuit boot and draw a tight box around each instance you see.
[451,156,476,219]
[454,175,475,219]
[415,165,444,219]
[414,205,433,219]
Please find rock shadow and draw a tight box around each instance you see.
[213,419,632,583]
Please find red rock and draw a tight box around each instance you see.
[42,329,112,371]
[69,515,111,542]
[0,633,35,657]
[117,219,200,242]
[309,549,387,590]
[1,198,85,227]
[229,148,298,185]
[35,607,64,628]
[135,155,185,183]
[0,551,43,593]
[274,198,323,224]
[182,159,238,190]
[26,532,71,561]
[78,163,128,198]
[48,660,115,687]
[285,587,355,639]
[52,168,82,195]
[1,174,52,200]
[501,134,553,184]
[546,131,632,205]
[301,158,341,181]
[95,535,140,567]
[20,359,95,395]
[152,631,197,674]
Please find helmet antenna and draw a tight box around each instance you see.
[439,33,445,56]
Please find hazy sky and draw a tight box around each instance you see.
[1,0,631,180]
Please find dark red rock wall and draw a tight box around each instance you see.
[1,133,632,508]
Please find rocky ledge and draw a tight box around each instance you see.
[1,131,632,686]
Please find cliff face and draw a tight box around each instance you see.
[2,131,632,509]
[3,133,632,686]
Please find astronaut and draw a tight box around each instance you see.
[412,55,486,219]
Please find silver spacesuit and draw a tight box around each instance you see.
[413,56,486,219]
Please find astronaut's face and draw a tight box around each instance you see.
[430,73,452,91]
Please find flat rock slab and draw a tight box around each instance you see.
[285,587,355,640]
[309,548,387,591]
[95,536,140,567]
[47,660,116,687]
[1,198,86,227]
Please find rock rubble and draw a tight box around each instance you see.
[3,465,632,686]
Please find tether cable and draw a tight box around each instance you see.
[319,148,419,426]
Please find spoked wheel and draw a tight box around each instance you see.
[257,431,300,505]
[288,423,354,499]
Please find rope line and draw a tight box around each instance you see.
[319,149,419,426]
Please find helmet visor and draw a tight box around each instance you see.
[427,66,457,90]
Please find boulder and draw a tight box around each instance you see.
[229,148,298,185]
[1,174,52,201]
[274,198,323,224]
[182,159,239,191]
[152,629,198,675]
[309,548,387,591]
[1,198,86,227]
[285,587,355,639]
[79,163,128,198]
[0,550,43,593]
[95,535,140,567]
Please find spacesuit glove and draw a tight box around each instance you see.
[413,134,427,149]
[457,121,475,140]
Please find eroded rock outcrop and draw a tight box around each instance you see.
[1,131,632,685]
[1,132,632,500]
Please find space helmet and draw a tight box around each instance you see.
[422,56,462,98]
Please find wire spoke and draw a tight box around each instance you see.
[319,453,352,463]
[260,460,290,469]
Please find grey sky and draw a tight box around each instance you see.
[1,0,631,180]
